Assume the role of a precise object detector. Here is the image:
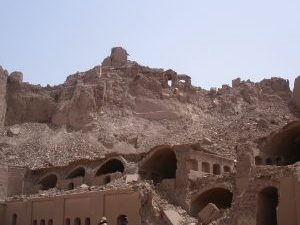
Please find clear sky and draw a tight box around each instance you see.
[0,0,299,89]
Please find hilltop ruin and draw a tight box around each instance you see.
[0,47,300,225]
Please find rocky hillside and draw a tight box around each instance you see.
[0,47,299,169]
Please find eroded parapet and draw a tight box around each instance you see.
[162,69,191,90]
[293,76,300,110]
[0,164,27,201]
[102,47,128,67]
[0,67,7,126]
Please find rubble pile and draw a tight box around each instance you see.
[0,47,299,169]
[1,47,300,225]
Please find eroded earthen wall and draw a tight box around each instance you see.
[3,190,140,225]
[0,204,5,225]
[0,165,8,201]
[0,67,7,126]
[293,76,300,110]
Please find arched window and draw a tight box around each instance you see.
[74,218,81,225]
[12,214,17,225]
[48,219,53,225]
[139,148,177,185]
[266,158,273,165]
[96,159,125,176]
[213,164,221,175]
[117,215,128,225]
[40,219,45,225]
[38,174,58,190]
[187,159,198,170]
[276,157,283,165]
[68,182,74,190]
[65,218,70,225]
[85,218,91,225]
[202,162,210,173]
[255,156,262,165]
[223,166,231,173]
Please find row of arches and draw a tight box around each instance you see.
[11,215,128,225]
[258,121,300,166]
[201,162,231,175]
[65,218,90,225]
[32,219,53,225]
[255,156,284,166]
[139,147,232,186]
[38,158,125,190]
[64,215,127,225]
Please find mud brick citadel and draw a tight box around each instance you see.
[1,47,300,225]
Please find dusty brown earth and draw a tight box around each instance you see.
[0,47,299,169]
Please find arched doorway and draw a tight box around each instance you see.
[96,159,125,176]
[74,218,81,225]
[256,187,278,225]
[85,218,90,225]
[39,174,58,190]
[191,187,233,216]
[139,147,177,185]
[12,214,17,225]
[255,156,262,165]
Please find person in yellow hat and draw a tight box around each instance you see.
[98,216,107,225]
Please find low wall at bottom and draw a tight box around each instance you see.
[3,189,141,225]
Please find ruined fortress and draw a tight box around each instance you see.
[1,47,300,225]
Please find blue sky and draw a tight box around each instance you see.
[0,0,299,89]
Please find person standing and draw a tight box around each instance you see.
[120,216,128,225]
[98,217,107,225]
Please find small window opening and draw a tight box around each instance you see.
[65,218,70,225]
[74,218,81,225]
[202,162,210,173]
[223,166,231,173]
[213,164,221,175]
[266,158,273,165]
[255,156,263,165]
[68,182,74,190]
[85,218,91,225]
[12,214,17,225]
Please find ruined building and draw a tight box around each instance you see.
[0,47,300,225]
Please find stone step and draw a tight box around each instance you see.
[162,209,185,225]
